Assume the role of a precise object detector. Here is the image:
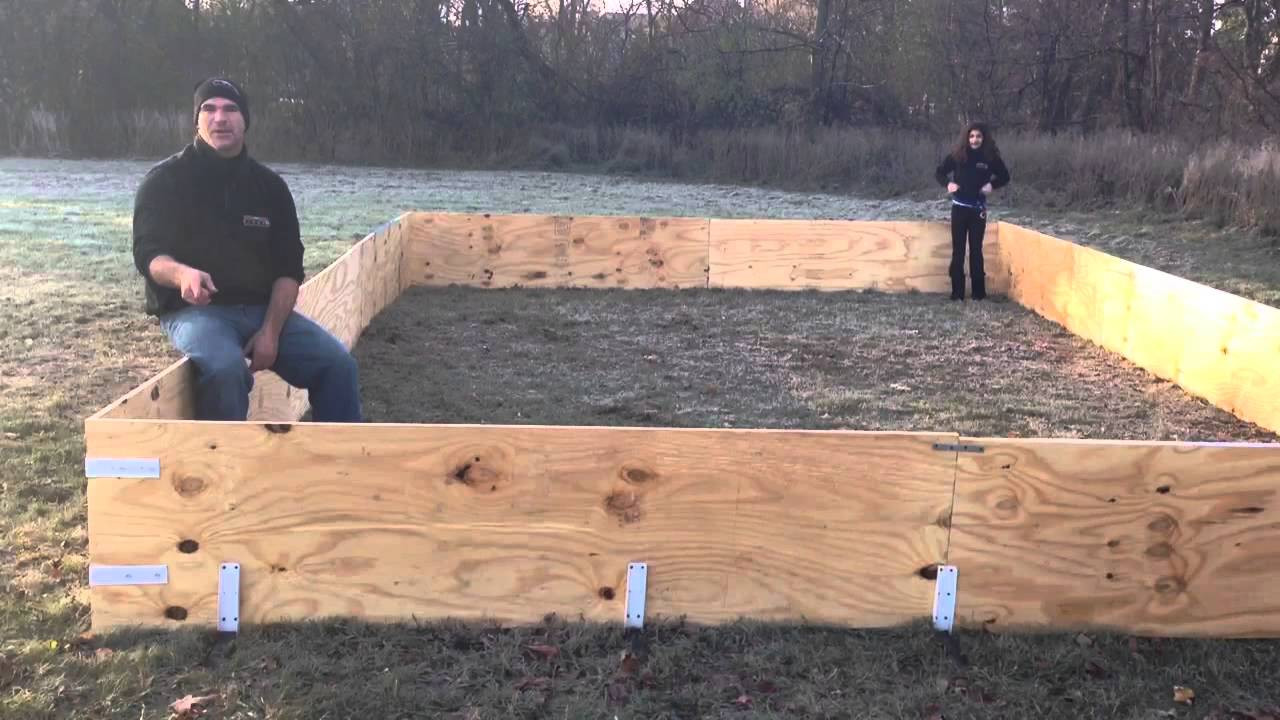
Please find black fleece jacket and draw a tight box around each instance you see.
[935,148,1010,205]
[132,139,304,316]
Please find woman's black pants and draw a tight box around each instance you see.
[949,204,986,300]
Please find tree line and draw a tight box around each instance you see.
[1,0,1277,161]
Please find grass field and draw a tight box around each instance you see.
[2,157,1278,719]
[356,287,1276,442]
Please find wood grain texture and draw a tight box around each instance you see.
[90,358,196,420]
[998,222,1280,434]
[404,212,710,289]
[95,216,410,422]
[948,437,1280,637]
[708,219,1009,293]
[83,420,956,630]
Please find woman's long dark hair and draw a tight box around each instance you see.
[950,122,1001,164]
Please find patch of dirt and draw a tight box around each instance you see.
[0,267,175,421]
[353,287,1277,442]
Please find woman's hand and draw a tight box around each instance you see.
[947,182,959,193]
[980,183,993,194]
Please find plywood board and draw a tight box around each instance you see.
[998,222,1280,434]
[708,219,1009,294]
[948,437,1280,637]
[84,420,956,630]
[89,358,196,421]
[404,213,710,289]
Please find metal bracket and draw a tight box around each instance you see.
[218,563,241,633]
[624,562,647,630]
[932,565,959,633]
[88,564,168,586]
[932,443,984,454]
[85,457,161,478]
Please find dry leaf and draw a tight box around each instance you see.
[94,648,115,661]
[606,681,630,704]
[1173,685,1196,704]
[515,677,551,691]
[944,676,995,704]
[1128,637,1140,654]
[734,693,752,708]
[71,631,99,648]
[1211,711,1273,720]
[922,704,946,720]
[169,694,218,717]
[3,432,19,440]
[1084,659,1109,679]
[255,656,282,672]
[1074,632,1093,647]
[619,650,641,676]
[526,644,559,660]
[756,679,778,694]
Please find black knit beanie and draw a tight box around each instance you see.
[193,77,250,130]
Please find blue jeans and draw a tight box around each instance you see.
[159,305,363,422]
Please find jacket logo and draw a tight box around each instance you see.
[976,162,989,170]
[243,215,271,228]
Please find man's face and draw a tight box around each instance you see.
[968,129,984,150]
[197,97,246,157]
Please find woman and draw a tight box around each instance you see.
[934,123,1010,300]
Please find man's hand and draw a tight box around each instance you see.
[149,256,218,305]
[177,266,218,305]
[243,328,279,373]
[980,182,994,194]
[947,182,959,193]
[252,277,300,373]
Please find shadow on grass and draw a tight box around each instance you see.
[5,616,1277,719]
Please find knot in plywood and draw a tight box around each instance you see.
[1154,576,1188,595]
[173,475,206,497]
[994,495,1020,515]
[1147,513,1178,535]
[445,447,511,492]
[935,510,952,530]
[604,489,643,524]
[620,464,657,485]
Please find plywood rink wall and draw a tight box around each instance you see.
[84,212,1280,637]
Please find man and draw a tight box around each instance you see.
[132,77,362,422]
